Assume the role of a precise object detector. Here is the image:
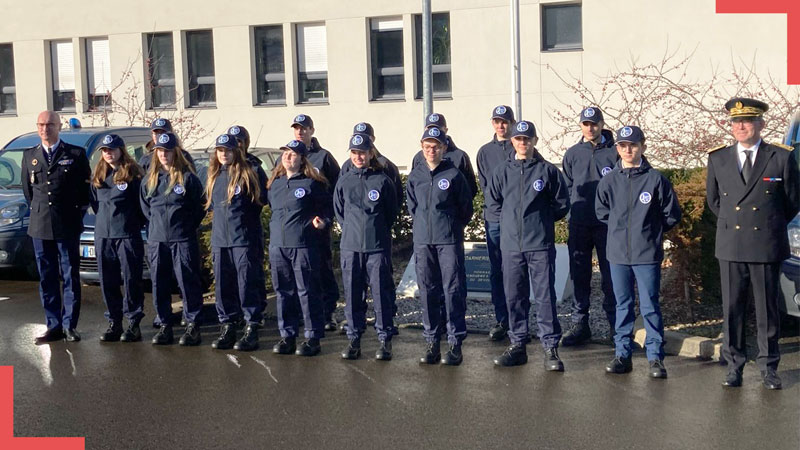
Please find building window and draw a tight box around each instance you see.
[185,30,216,107]
[414,13,451,99]
[50,40,75,112]
[541,3,582,51]
[0,44,15,114]
[295,22,328,104]
[85,37,112,111]
[253,25,285,105]
[146,32,176,108]
[369,17,404,101]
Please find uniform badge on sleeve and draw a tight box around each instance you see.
[639,192,652,204]
[601,167,612,176]
[437,178,450,190]
[294,188,306,198]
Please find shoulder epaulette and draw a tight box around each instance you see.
[706,144,726,154]
[773,142,795,151]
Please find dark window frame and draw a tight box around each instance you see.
[185,29,216,108]
[0,43,16,115]
[146,32,177,109]
[253,25,286,106]
[414,12,452,100]
[295,22,329,104]
[541,3,583,52]
[369,17,405,101]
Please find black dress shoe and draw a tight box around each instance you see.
[761,369,782,390]
[494,343,528,367]
[543,347,564,372]
[324,318,338,332]
[722,370,743,388]
[152,325,174,345]
[100,322,123,342]
[375,340,393,361]
[338,320,348,335]
[419,341,441,364]
[649,359,668,379]
[488,322,509,341]
[561,322,591,347]
[296,338,321,356]
[179,323,201,346]
[441,344,463,366]
[606,356,633,374]
[120,323,142,342]
[273,337,297,355]
[35,328,64,344]
[341,338,361,360]
[212,323,237,350]
[234,324,260,351]
[65,329,81,342]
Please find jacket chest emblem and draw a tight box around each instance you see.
[294,187,306,199]
[173,184,185,195]
[437,179,450,190]
[533,179,544,192]
[368,189,380,201]
[234,185,242,196]
[116,182,128,191]
[639,192,652,204]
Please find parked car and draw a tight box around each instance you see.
[780,110,800,319]
[0,121,150,277]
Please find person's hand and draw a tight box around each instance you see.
[312,216,326,230]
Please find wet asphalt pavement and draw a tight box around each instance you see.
[1,278,798,450]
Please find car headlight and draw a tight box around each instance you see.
[0,203,27,227]
[788,224,800,258]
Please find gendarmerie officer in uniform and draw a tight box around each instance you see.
[706,98,800,390]
[22,110,91,343]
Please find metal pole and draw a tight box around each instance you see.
[422,0,433,125]
[511,0,522,118]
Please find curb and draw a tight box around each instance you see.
[633,316,722,360]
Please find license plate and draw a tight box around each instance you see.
[82,245,95,258]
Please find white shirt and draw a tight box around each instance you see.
[736,139,761,172]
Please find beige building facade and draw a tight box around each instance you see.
[0,0,790,166]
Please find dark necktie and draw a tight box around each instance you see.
[741,150,753,183]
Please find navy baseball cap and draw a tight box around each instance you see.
[214,134,238,150]
[491,105,515,122]
[510,120,537,139]
[291,114,314,128]
[421,126,447,145]
[353,122,374,137]
[227,125,249,143]
[280,139,308,156]
[616,126,645,144]
[98,134,125,150]
[349,133,373,152]
[150,118,172,132]
[425,113,447,129]
[580,107,604,123]
[153,132,178,150]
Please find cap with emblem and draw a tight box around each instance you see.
[425,113,447,129]
[725,97,769,119]
[280,139,308,156]
[150,118,173,132]
[580,107,604,124]
[291,114,314,129]
[153,132,178,150]
[616,126,645,144]
[98,134,125,150]
[421,126,447,144]
[214,134,238,150]
[510,120,537,139]
[349,133,373,152]
[353,122,374,137]
[227,125,249,144]
[491,105,515,123]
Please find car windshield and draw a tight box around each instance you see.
[0,148,24,189]
[3,133,94,151]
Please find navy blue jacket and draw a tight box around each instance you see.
[306,137,340,193]
[209,165,268,248]
[486,154,570,252]
[267,173,332,249]
[334,167,398,252]
[406,159,473,245]
[562,129,617,226]
[412,136,478,198]
[595,157,682,265]
[139,170,206,243]
[138,150,196,173]
[90,170,145,239]
[341,151,403,205]
[477,135,515,221]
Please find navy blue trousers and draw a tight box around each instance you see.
[610,263,664,361]
[503,248,561,348]
[414,243,467,346]
[270,247,324,339]
[566,223,615,326]
[32,237,81,330]
[96,237,145,324]
[318,231,340,318]
[341,249,396,342]
[213,245,266,325]
[147,239,204,325]
[485,220,508,325]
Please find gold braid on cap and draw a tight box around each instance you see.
[729,101,764,117]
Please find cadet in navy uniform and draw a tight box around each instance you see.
[411,113,479,198]
[407,127,473,365]
[268,140,332,357]
[476,105,516,341]
[706,98,800,390]
[560,107,618,346]
[596,126,681,378]
[22,110,91,344]
[291,114,341,331]
[138,118,196,172]
[335,134,399,360]
[341,122,403,204]
[487,120,570,370]
[90,134,146,342]
[140,132,207,346]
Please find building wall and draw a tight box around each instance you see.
[0,0,789,166]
